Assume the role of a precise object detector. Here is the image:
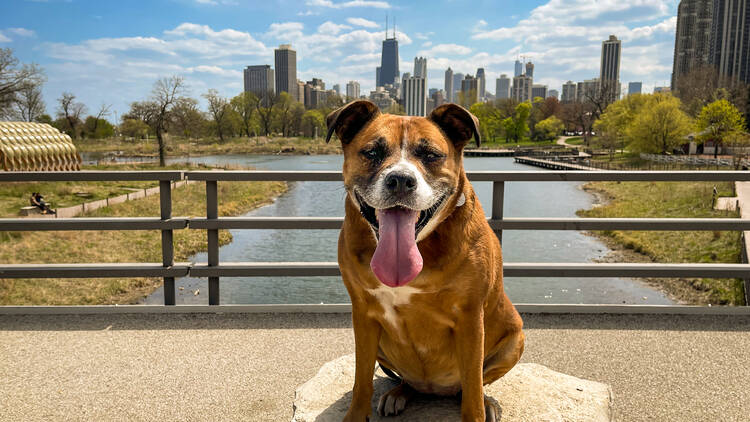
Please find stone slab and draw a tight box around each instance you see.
[292,354,612,422]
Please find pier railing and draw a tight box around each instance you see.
[1,170,750,314]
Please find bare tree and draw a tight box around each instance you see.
[150,76,185,166]
[14,82,45,122]
[255,90,277,136]
[57,92,87,138]
[0,48,44,119]
[170,97,204,138]
[90,103,111,136]
[203,89,229,142]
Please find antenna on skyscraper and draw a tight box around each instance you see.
[393,16,396,39]
[385,14,388,39]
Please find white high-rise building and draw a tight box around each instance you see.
[346,81,360,100]
[444,67,454,103]
[403,76,427,116]
[414,57,427,78]
[512,75,533,102]
[561,81,577,103]
[476,68,486,100]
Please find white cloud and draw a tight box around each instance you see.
[6,28,36,37]
[265,22,305,40]
[418,43,472,57]
[305,0,391,9]
[317,21,352,35]
[414,31,434,40]
[297,10,318,16]
[346,17,379,28]
[0,33,11,43]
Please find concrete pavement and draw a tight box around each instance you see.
[2,312,749,422]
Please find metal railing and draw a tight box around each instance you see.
[1,170,750,314]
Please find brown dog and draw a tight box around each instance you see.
[326,100,524,421]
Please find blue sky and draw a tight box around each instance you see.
[2,0,679,119]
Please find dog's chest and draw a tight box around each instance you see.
[366,285,421,328]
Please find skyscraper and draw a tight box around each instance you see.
[332,84,341,96]
[403,75,427,116]
[548,89,559,99]
[379,23,400,87]
[600,35,622,103]
[672,0,714,89]
[710,0,750,84]
[512,75,533,102]
[475,68,486,100]
[525,62,534,78]
[561,81,577,103]
[275,44,297,101]
[496,75,511,99]
[414,57,427,78]
[376,66,381,88]
[460,75,479,105]
[453,73,464,100]
[531,84,548,99]
[444,67,454,103]
[243,65,274,97]
[628,81,643,95]
[346,81,360,99]
[514,60,523,77]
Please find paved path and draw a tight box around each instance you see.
[556,135,579,148]
[2,312,749,422]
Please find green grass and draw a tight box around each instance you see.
[565,136,583,145]
[0,164,287,305]
[578,181,745,305]
[479,137,556,148]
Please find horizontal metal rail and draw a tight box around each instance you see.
[0,263,190,278]
[184,170,750,182]
[0,217,189,231]
[187,217,750,231]
[0,170,183,182]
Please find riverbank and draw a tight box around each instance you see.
[0,164,287,305]
[77,136,342,158]
[578,181,745,305]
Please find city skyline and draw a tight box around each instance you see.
[2,0,680,117]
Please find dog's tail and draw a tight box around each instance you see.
[378,363,402,382]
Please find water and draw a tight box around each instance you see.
[144,154,673,305]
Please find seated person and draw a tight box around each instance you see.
[30,192,56,214]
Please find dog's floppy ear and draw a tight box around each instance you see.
[326,100,380,144]
[428,103,481,148]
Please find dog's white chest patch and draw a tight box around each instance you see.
[367,285,420,328]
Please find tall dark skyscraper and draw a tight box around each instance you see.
[476,68,486,99]
[444,67,454,103]
[710,0,750,84]
[525,62,534,78]
[672,0,714,89]
[600,35,622,103]
[514,60,523,77]
[275,44,297,101]
[378,24,400,87]
[243,65,274,97]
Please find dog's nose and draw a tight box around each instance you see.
[385,172,417,195]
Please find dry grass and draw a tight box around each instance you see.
[579,181,745,305]
[0,176,286,305]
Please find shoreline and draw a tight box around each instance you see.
[579,183,734,305]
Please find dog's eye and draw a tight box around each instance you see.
[360,146,385,162]
[415,147,445,163]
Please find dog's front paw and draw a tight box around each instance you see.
[342,408,369,422]
[377,383,415,417]
[484,396,501,422]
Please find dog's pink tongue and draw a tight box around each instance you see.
[370,208,423,287]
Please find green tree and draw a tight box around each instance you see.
[695,99,746,157]
[534,116,564,141]
[230,92,258,137]
[170,97,205,138]
[120,118,150,139]
[627,94,693,154]
[385,103,405,115]
[83,116,114,138]
[203,89,230,142]
[300,109,325,138]
[502,102,531,142]
[469,102,502,142]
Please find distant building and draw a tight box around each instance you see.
[512,74,533,102]
[304,78,326,108]
[453,73,464,101]
[243,65,274,97]
[672,0,713,89]
[577,78,600,102]
[461,75,479,105]
[496,74,511,99]
[414,57,427,78]
[548,89,559,99]
[369,86,396,111]
[600,35,622,103]
[476,68,486,99]
[654,86,671,93]
[379,25,400,86]
[561,81,577,103]
[275,44,298,101]
[332,84,341,96]
[710,0,750,84]
[628,81,642,95]
[403,75,427,116]
[295,80,305,104]
[346,81,360,100]
[431,89,446,112]
[376,66,381,88]
[514,60,523,77]
[531,84,548,99]
[525,62,534,78]
[444,67,454,103]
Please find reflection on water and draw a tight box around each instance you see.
[143,154,673,305]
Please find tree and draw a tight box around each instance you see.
[272,92,296,137]
[300,109,325,138]
[56,92,87,139]
[627,94,693,154]
[470,102,502,142]
[170,97,205,138]
[13,81,45,122]
[0,48,44,119]
[502,102,531,142]
[255,90,277,136]
[83,115,114,138]
[230,92,258,137]
[539,96,561,120]
[203,89,230,142]
[149,76,185,166]
[534,116,564,141]
[120,118,150,139]
[88,104,111,138]
[385,103,405,115]
[695,99,746,157]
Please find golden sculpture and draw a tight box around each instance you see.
[0,122,81,171]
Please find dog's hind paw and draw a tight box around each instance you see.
[377,383,415,417]
[484,396,502,422]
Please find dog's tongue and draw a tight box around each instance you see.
[370,208,423,287]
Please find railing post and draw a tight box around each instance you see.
[492,181,504,244]
[159,180,175,306]
[206,180,220,305]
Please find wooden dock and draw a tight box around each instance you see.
[463,149,515,157]
[514,156,599,171]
